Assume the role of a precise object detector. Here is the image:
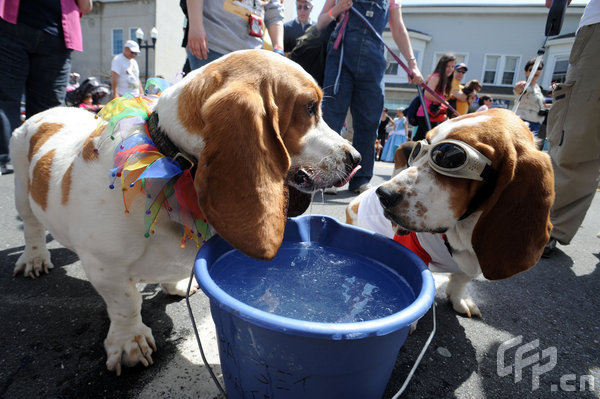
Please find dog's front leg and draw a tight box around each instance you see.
[86,267,156,375]
[446,273,482,318]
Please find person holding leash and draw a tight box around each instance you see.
[316,0,423,194]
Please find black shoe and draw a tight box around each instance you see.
[541,237,557,258]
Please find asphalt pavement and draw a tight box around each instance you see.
[1,161,599,399]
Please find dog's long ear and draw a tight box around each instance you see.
[193,84,290,260]
[472,131,554,280]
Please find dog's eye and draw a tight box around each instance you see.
[305,102,317,117]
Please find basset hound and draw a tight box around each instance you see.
[10,49,360,375]
[347,108,554,319]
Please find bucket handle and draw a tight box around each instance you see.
[186,267,228,398]
[391,303,437,398]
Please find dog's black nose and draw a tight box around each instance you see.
[376,185,401,209]
[294,169,310,185]
[345,147,361,168]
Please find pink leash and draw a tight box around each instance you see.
[336,7,458,117]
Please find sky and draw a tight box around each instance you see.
[309,0,325,21]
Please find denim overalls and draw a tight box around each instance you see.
[322,0,389,190]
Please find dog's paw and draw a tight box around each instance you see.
[104,323,157,376]
[161,277,198,297]
[13,248,54,278]
[448,295,482,318]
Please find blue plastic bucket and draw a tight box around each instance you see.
[195,215,434,399]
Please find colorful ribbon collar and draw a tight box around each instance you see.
[95,82,211,248]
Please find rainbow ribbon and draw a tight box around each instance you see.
[98,83,211,247]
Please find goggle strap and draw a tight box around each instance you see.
[480,163,494,181]
[458,168,497,221]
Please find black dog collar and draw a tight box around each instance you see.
[147,111,197,172]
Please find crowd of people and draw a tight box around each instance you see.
[1,0,598,259]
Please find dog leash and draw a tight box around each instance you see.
[347,7,459,117]
[511,39,547,113]
[512,0,568,113]
[186,268,228,398]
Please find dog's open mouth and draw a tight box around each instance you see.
[288,164,361,192]
[334,164,361,187]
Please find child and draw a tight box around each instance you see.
[78,93,101,113]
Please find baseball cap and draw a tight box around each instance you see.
[125,40,140,53]
[455,63,468,72]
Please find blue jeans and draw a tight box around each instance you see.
[0,19,72,164]
[186,48,224,71]
[523,120,542,136]
[322,27,386,190]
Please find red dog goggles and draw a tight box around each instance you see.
[408,139,493,181]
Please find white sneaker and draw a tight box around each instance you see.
[323,187,338,195]
[1,164,12,175]
[349,184,372,194]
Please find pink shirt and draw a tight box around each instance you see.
[0,0,84,51]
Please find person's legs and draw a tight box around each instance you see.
[321,51,353,134]
[25,32,72,118]
[0,19,30,169]
[546,23,600,248]
[186,48,224,71]
[524,120,541,138]
[413,117,439,141]
[347,74,383,191]
[332,30,386,192]
[413,117,428,141]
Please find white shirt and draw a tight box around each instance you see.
[579,0,600,31]
[111,53,141,96]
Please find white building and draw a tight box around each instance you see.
[382,0,587,109]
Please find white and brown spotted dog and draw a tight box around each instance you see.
[347,109,554,318]
[10,50,360,375]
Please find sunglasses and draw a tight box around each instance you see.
[455,69,466,73]
[297,5,312,10]
[408,139,493,181]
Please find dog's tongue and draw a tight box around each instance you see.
[335,165,361,187]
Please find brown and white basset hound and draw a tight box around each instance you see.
[10,49,360,375]
[347,108,554,318]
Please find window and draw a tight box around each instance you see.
[385,50,420,77]
[501,56,518,85]
[551,57,569,84]
[130,28,139,41]
[483,54,520,86]
[483,55,499,84]
[385,60,398,76]
[112,29,123,55]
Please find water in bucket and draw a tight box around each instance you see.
[211,242,414,323]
